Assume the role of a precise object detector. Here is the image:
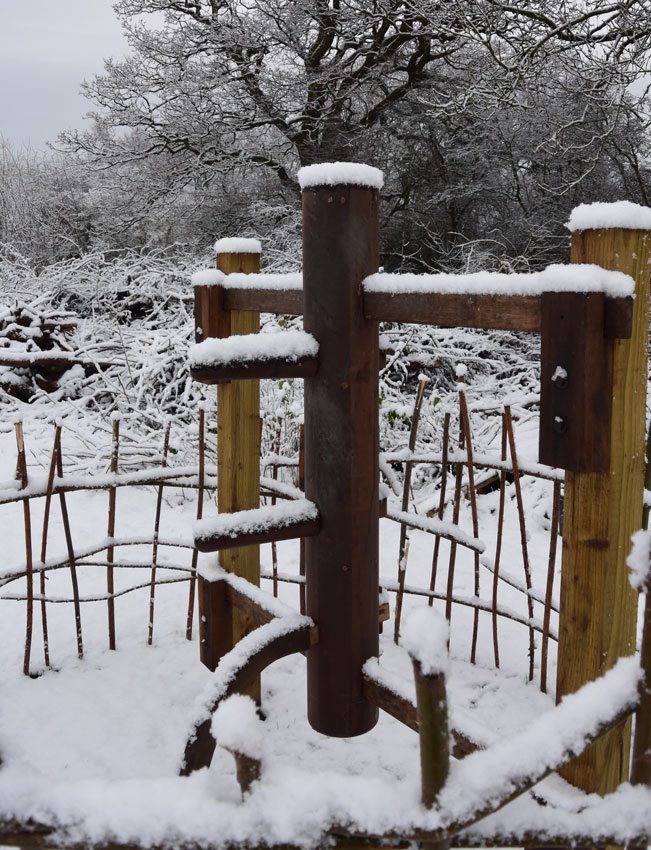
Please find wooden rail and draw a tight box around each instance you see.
[214,286,632,337]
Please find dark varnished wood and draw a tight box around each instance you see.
[191,356,318,385]
[303,184,380,737]
[539,292,613,472]
[194,516,320,553]
[223,287,303,315]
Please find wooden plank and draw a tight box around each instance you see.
[539,291,613,472]
[191,356,318,385]
[194,516,320,553]
[363,291,541,331]
[556,226,650,796]
[223,287,303,315]
[303,184,380,737]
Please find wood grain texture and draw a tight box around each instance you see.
[224,287,303,315]
[216,251,262,702]
[557,227,650,795]
[364,291,540,331]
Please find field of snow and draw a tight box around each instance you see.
[0,406,595,847]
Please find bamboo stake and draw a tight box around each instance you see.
[445,422,465,625]
[147,421,171,645]
[54,426,83,659]
[491,414,507,669]
[397,378,429,580]
[428,412,450,605]
[270,418,282,599]
[394,378,429,643]
[504,405,535,681]
[393,539,410,643]
[457,373,481,664]
[540,479,561,694]
[15,422,33,676]
[186,406,205,640]
[106,417,120,650]
[38,427,59,668]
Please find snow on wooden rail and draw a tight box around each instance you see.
[189,330,319,383]
[193,499,320,552]
[191,266,633,336]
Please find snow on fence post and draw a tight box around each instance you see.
[300,162,381,736]
[556,203,651,796]
[193,239,262,697]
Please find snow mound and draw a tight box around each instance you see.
[214,238,262,254]
[627,528,651,591]
[298,162,384,190]
[400,605,449,675]
[213,695,265,757]
[189,331,318,369]
[567,201,651,232]
[364,264,634,298]
[191,269,225,287]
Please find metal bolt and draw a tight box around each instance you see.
[551,366,568,389]
[553,416,567,434]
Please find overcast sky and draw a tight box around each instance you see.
[0,1,128,150]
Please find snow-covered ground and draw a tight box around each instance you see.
[0,391,648,847]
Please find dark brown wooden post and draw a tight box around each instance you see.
[194,279,230,672]
[301,163,381,737]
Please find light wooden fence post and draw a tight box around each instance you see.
[556,215,651,794]
[216,241,261,702]
[194,241,261,701]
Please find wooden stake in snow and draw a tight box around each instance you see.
[185,406,205,641]
[394,376,429,643]
[557,215,651,795]
[402,607,450,811]
[147,421,171,645]
[54,426,83,660]
[38,427,58,668]
[106,416,120,650]
[428,411,450,605]
[15,421,33,676]
[504,405,535,682]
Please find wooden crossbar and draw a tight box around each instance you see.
[214,286,632,338]
[191,355,318,384]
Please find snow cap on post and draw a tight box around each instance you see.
[213,237,262,255]
[191,269,225,287]
[567,201,651,232]
[298,161,384,190]
[401,606,449,675]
